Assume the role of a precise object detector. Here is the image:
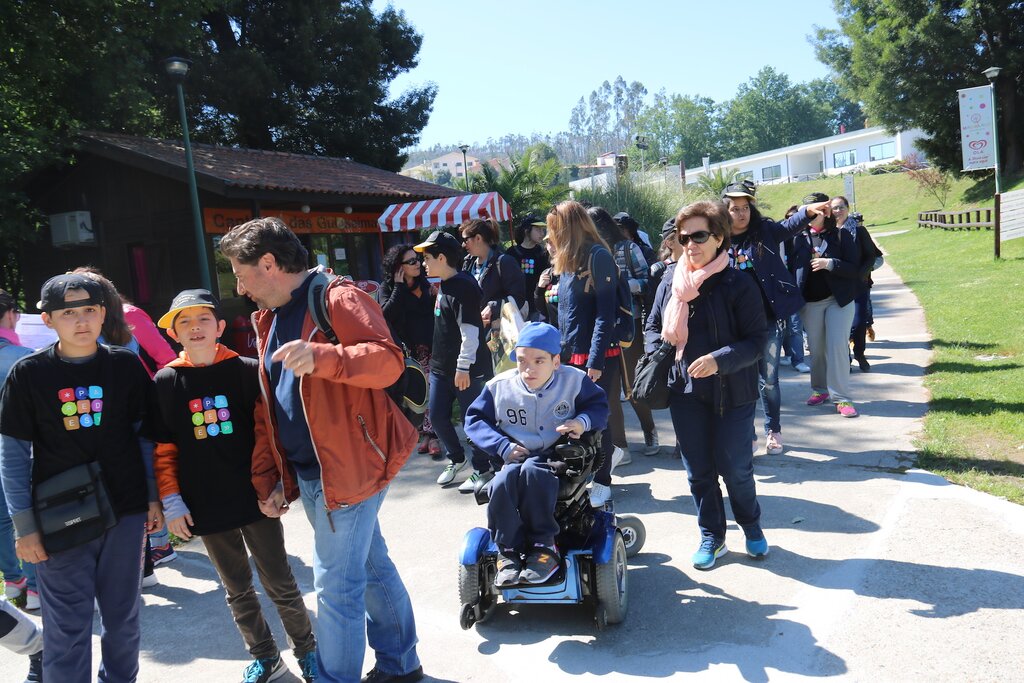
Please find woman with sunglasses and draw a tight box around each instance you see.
[647,200,769,570]
[545,200,623,508]
[381,243,439,455]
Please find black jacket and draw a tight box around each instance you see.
[849,223,883,295]
[381,274,434,349]
[462,249,527,321]
[792,227,860,307]
[645,266,767,411]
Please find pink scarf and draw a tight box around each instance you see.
[661,250,730,361]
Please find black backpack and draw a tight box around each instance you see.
[306,269,427,429]
[581,245,635,348]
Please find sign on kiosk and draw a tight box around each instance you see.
[958,85,996,172]
[203,208,380,234]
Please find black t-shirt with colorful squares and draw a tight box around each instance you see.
[0,344,154,517]
[507,243,549,317]
[153,356,263,536]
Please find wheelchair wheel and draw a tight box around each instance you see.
[594,532,628,626]
[458,563,481,629]
[618,515,646,558]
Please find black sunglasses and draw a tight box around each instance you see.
[677,230,713,246]
[401,257,421,266]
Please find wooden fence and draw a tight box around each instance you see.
[917,208,994,230]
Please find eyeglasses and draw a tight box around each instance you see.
[401,257,421,266]
[677,230,712,246]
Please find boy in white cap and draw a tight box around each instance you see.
[465,322,609,586]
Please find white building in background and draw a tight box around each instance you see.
[400,151,482,181]
[568,126,927,194]
[683,126,926,185]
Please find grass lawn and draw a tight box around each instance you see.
[876,227,1024,503]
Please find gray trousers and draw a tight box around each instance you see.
[801,297,856,403]
[0,597,42,656]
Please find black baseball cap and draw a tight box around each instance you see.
[518,212,547,230]
[158,289,220,329]
[722,180,757,200]
[661,217,677,239]
[802,192,830,204]
[36,274,103,313]
[413,230,461,252]
[613,212,640,231]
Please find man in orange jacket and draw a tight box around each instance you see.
[220,217,423,683]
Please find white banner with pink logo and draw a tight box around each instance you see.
[958,85,996,171]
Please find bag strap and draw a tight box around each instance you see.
[307,268,339,346]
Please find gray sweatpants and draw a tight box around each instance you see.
[0,597,42,656]
[801,296,856,403]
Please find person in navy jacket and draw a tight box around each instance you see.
[465,323,609,587]
[721,181,827,456]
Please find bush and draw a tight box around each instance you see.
[575,176,682,246]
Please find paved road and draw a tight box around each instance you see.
[4,264,1023,682]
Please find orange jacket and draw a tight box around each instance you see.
[154,344,264,499]
[251,277,417,511]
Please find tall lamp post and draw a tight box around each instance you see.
[983,66,1002,195]
[458,144,470,192]
[163,56,212,290]
[983,66,1003,259]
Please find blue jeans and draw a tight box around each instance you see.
[782,312,805,365]
[0,474,36,590]
[298,479,419,683]
[757,320,784,436]
[669,395,762,542]
[428,371,494,472]
[36,512,146,683]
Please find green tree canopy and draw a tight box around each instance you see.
[815,0,1023,174]
[0,0,436,278]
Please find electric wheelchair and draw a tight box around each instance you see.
[457,432,646,630]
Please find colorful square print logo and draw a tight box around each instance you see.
[190,395,232,439]
[59,386,103,431]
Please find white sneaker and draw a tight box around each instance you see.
[589,483,612,508]
[436,460,467,486]
[141,573,159,589]
[794,362,810,373]
[25,590,40,610]
[778,356,792,366]
[611,446,631,469]
[4,577,27,600]
[458,470,493,494]
[766,431,783,455]
[643,430,660,456]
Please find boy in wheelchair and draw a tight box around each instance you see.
[465,322,609,588]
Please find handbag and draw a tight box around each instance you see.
[33,461,118,553]
[490,296,526,374]
[632,340,676,410]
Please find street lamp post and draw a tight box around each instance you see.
[983,66,1003,259]
[983,66,1002,195]
[635,134,649,174]
[163,56,212,290]
[458,144,470,192]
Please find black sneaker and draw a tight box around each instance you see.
[519,545,560,584]
[297,649,318,681]
[494,551,522,587]
[26,651,42,683]
[242,655,286,683]
[361,665,424,683]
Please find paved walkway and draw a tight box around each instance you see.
[3,264,1023,682]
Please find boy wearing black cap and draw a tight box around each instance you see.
[507,214,550,321]
[0,273,163,682]
[413,230,495,491]
[152,290,317,682]
[465,322,609,586]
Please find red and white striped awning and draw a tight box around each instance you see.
[377,192,511,232]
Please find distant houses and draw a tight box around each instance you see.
[401,151,483,181]
[570,126,927,193]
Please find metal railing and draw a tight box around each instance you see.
[917,208,994,230]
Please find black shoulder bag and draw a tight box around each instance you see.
[33,350,118,553]
[632,340,676,411]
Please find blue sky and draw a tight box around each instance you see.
[374,0,843,151]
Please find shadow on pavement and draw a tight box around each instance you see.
[763,547,1024,617]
